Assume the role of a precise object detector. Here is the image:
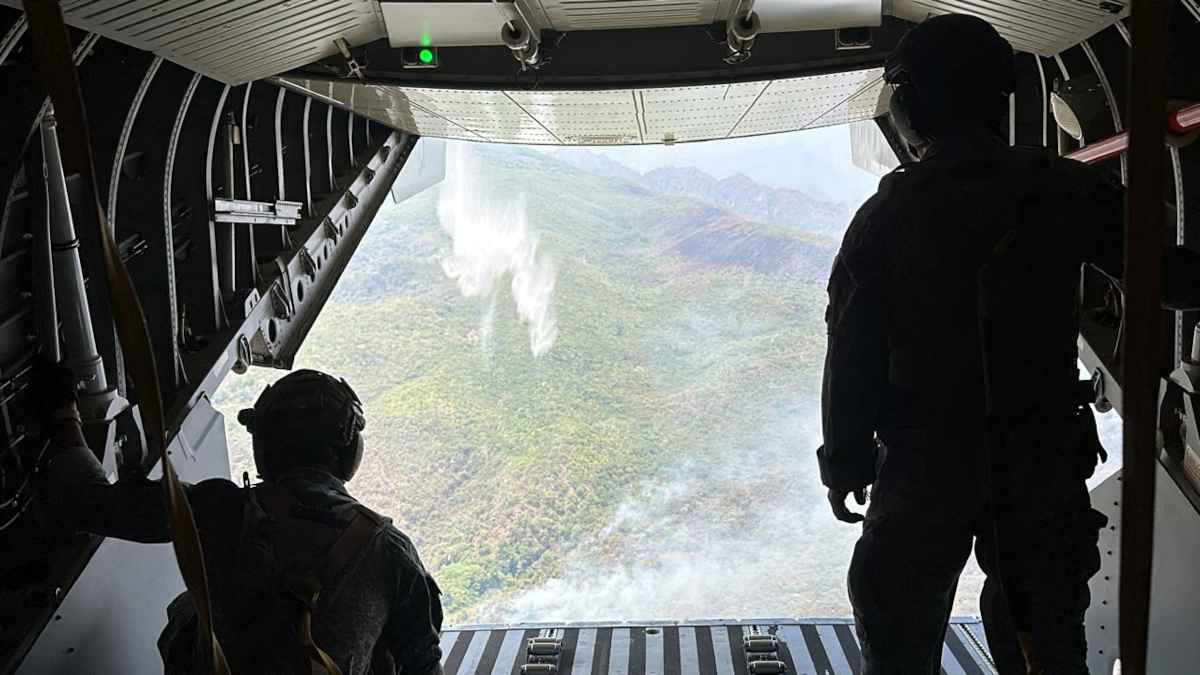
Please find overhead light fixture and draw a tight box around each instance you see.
[1051,74,1109,142]
[401,46,439,69]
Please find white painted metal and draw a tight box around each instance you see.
[0,13,25,65]
[381,1,522,47]
[21,398,232,674]
[891,0,1129,56]
[755,0,882,33]
[1145,463,1200,674]
[509,89,644,144]
[0,0,385,85]
[528,0,881,32]
[1,0,1128,87]
[729,69,884,137]
[391,137,447,203]
[456,629,491,675]
[535,0,720,31]
[850,118,900,177]
[814,624,854,673]
[1087,462,1200,674]
[278,67,887,146]
[640,81,769,143]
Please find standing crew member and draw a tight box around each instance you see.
[817,14,1118,674]
[33,364,443,675]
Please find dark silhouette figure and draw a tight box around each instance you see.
[818,14,1117,674]
[35,364,443,674]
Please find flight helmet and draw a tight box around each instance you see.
[238,370,366,481]
[884,14,1016,148]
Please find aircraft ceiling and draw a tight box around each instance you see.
[0,0,1128,144]
[891,0,1129,55]
[279,67,887,145]
[1,0,386,84]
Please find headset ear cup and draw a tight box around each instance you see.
[889,82,929,151]
[252,433,271,481]
[904,87,925,139]
[340,433,364,482]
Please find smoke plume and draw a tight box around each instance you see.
[497,412,880,622]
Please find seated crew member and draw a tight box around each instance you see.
[33,364,443,675]
[817,13,1200,675]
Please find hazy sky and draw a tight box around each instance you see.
[585,125,882,207]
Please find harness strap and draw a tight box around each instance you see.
[301,506,387,675]
[975,240,1038,667]
[19,1,228,672]
[301,596,344,675]
[317,507,389,597]
[244,483,389,675]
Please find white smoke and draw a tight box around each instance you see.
[437,144,558,357]
[501,400,1126,623]
[502,466,764,622]
[499,413,880,623]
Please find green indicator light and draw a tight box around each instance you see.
[418,48,435,64]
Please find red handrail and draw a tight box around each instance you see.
[1065,100,1200,164]
[1169,101,1200,135]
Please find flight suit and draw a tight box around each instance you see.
[42,448,444,675]
[817,131,1122,674]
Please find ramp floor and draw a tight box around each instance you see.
[439,619,995,675]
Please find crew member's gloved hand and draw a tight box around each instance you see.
[29,360,100,498]
[828,487,868,524]
[29,358,79,416]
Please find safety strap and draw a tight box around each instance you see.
[301,598,344,675]
[316,507,389,595]
[303,509,387,675]
[19,2,229,672]
[975,228,1048,672]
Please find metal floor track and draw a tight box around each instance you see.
[439,619,996,675]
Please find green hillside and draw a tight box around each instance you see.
[213,145,941,623]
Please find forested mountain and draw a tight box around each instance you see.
[212,144,991,624]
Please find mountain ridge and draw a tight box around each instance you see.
[553,148,854,239]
